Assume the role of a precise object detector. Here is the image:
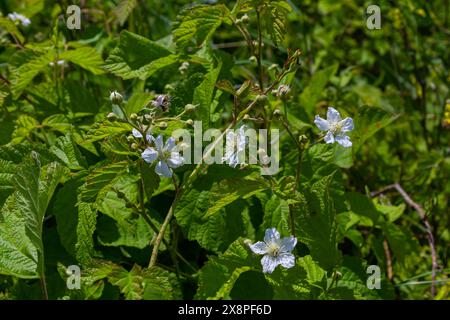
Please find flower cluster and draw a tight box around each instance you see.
[314,107,354,147]
[8,12,31,27]
[249,228,297,274]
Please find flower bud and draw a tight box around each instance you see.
[184,104,196,113]
[186,119,194,126]
[159,121,168,130]
[131,143,138,150]
[273,109,282,117]
[109,91,123,105]
[126,135,134,142]
[276,84,291,98]
[107,112,118,122]
[130,113,138,121]
[243,114,250,120]
[241,14,249,24]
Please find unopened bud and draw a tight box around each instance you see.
[159,122,168,130]
[273,109,282,117]
[184,104,196,113]
[131,143,138,150]
[241,14,249,24]
[243,114,250,120]
[186,119,194,126]
[107,112,118,122]
[109,91,123,105]
[130,113,138,121]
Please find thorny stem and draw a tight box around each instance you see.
[371,183,438,297]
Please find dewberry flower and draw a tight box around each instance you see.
[223,125,247,168]
[249,228,297,274]
[8,12,31,27]
[132,128,143,138]
[141,135,184,178]
[314,107,354,148]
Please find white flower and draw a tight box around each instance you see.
[314,107,354,148]
[8,12,31,27]
[250,228,297,274]
[222,125,248,168]
[141,135,184,178]
[132,128,143,138]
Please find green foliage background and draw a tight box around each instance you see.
[0,0,449,300]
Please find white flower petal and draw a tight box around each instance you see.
[280,236,297,253]
[261,255,279,274]
[264,228,280,244]
[165,137,176,152]
[324,131,335,144]
[339,117,354,132]
[155,160,172,177]
[146,134,154,143]
[327,107,341,123]
[167,152,184,168]
[335,134,352,148]
[314,116,330,131]
[249,241,268,255]
[154,135,164,151]
[277,253,295,269]
[132,128,143,138]
[141,148,158,164]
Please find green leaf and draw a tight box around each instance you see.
[96,173,153,249]
[53,177,85,257]
[83,120,132,145]
[10,115,39,144]
[59,47,105,75]
[196,239,259,299]
[346,192,381,224]
[10,51,54,98]
[260,194,290,234]
[108,264,146,300]
[260,0,292,47]
[75,201,97,264]
[294,172,343,271]
[193,58,222,128]
[352,107,399,151]
[80,161,128,202]
[173,4,231,49]
[175,166,269,251]
[104,31,176,80]
[124,92,153,115]
[0,16,24,43]
[142,266,182,300]
[0,156,65,278]
[113,0,137,26]
[299,64,338,115]
[50,134,87,170]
